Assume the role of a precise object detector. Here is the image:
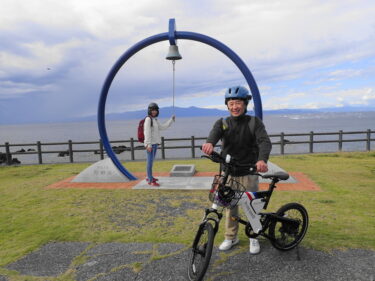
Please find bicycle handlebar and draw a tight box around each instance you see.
[201,150,257,173]
[201,150,223,163]
[202,150,290,181]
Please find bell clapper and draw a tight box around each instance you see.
[172,60,175,115]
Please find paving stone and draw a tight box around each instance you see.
[75,243,153,281]
[6,242,89,277]
[155,243,186,256]
[136,250,189,281]
[207,243,375,281]
[94,267,138,281]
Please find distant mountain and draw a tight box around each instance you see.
[78,105,375,121]
[264,106,375,115]
[76,106,230,121]
[112,106,229,119]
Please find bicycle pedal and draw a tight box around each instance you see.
[231,216,240,221]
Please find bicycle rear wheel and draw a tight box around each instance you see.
[269,202,308,251]
[187,222,215,281]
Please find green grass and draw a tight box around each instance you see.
[0,152,374,271]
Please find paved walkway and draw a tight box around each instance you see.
[133,162,296,190]
[3,242,374,281]
[46,162,320,191]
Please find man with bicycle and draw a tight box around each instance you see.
[202,85,272,254]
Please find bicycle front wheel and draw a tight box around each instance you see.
[187,222,215,281]
[269,202,308,251]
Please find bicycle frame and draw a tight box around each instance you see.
[210,176,279,235]
[208,177,302,245]
[204,152,297,240]
[237,192,266,234]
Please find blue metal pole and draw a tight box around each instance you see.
[168,18,177,45]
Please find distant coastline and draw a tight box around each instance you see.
[1,105,375,125]
[70,105,375,123]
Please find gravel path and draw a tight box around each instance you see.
[3,241,374,281]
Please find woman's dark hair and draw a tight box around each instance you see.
[148,102,159,117]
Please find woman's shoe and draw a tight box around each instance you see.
[148,179,160,187]
[146,178,159,182]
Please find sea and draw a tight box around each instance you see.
[1,111,374,165]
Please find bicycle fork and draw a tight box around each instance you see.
[191,208,222,255]
[200,207,223,234]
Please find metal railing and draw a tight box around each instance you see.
[0,129,374,165]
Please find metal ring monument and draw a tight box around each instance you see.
[98,19,263,181]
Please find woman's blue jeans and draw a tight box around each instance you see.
[146,144,158,182]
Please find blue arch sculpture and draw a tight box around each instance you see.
[98,19,263,181]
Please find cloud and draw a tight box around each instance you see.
[263,86,375,110]
[326,87,375,105]
[0,39,88,77]
[1,0,375,123]
[0,80,55,99]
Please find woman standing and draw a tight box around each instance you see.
[144,102,175,186]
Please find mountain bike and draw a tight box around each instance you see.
[187,151,309,281]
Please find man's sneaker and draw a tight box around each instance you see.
[249,238,260,254]
[219,238,239,251]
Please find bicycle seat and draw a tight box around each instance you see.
[262,171,289,181]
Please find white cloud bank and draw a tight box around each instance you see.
[0,0,375,123]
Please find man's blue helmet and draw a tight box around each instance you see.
[224,86,252,105]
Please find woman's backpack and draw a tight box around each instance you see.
[137,116,152,143]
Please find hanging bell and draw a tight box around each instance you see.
[166,45,182,60]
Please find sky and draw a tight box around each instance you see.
[1,0,375,124]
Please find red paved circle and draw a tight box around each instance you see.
[46,172,320,191]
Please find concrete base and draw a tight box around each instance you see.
[72,158,130,182]
[134,177,211,190]
[134,161,296,189]
[170,164,196,177]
